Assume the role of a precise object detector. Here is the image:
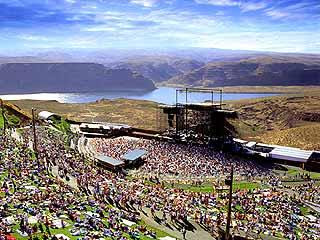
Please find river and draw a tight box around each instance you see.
[0,87,279,104]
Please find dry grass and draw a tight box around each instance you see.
[227,95,320,132]
[255,124,320,150]
[9,99,159,130]
[226,91,320,150]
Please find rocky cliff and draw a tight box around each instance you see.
[166,57,320,87]
[110,56,204,82]
[0,63,155,94]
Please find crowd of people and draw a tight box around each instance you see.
[91,137,269,179]
[0,127,320,240]
[0,130,159,240]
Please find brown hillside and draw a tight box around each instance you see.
[167,56,320,87]
[227,94,320,149]
[10,99,159,130]
[255,124,320,150]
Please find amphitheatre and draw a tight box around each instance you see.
[1,87,320,240]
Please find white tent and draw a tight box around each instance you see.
[38,111,59,120]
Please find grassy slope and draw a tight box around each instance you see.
[0,107,23,129]
[10,99,159,130]
[256,124,320,150]
[226,91,320,150]
[274,165,320,179]
[0,111,3,129]
[168,181,262,193]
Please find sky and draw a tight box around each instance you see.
[0,0,319,54]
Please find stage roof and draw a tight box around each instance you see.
[233,138,248,144]
[95,155,124,166]
[270,147,313,163]
[122,149,147,161]
[246,141,257,148]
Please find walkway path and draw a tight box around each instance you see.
[304,201,320,214]
[140,207,213,240]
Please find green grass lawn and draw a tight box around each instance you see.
[274,165,320,179]
[163,181,263,193]
[299,205,311,216]
[10,219,173,240]
[233,181,261,191]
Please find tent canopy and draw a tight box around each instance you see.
[122,149,147,162]
[96,155,124,167]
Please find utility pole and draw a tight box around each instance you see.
[225,165,234,240]
[0,99,6,134]
[32,108,38,162]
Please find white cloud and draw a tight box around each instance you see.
[84,26,117,32]
[194,0,239,6]
[81,8,227,34]
[65,0,77,3]
[19,34,49,41]
[5,0,319,53]
[130,0,158,7]
[164,0,175,5]
[195,0,267,12]
[263,1,320,20]
[240,1,267,12]
[81,4,98,10]
[264,9,290,20]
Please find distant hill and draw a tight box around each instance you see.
[0,63,155,94]
[166,56,320,87]
[109,56,204,82]
[1,49,320,88]
[0,56,50,64]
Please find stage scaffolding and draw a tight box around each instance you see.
[158,88,236,142]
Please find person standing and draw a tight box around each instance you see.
[181,226,187,240]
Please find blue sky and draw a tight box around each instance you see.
[0,0,319,54]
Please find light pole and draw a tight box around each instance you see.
[225,165,234,240]
[32,108,39,163]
